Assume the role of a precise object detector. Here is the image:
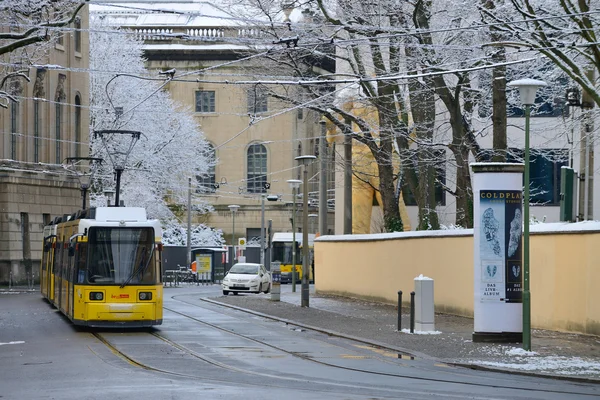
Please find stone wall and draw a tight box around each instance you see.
[0,161,81,285]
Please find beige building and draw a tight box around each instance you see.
[92,2,335,248]
[0,6,90,284]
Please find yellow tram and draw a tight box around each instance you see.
[271,232,315,284]
[41,207,163,328]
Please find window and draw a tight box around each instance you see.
[55,103,62,163]
[34,101,40,162]
[197,144,216,193]
[75,95,81,157]
[402,149,446,206]
[247,86,268,114]
[507,148,568,205]
[10,101,18,160]
[195,91,215,113]
[507,96,569,118]
[56,30,64,46]
[74,17,81,53]
[247,143,267,193]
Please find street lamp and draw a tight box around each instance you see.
[295,155,317,307]
[64,157,103,209]
[228,205,240,266]
[287,179,302,292]
[508,78,547,351]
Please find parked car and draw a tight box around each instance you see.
[222,263,271,295]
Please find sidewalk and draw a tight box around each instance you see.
[209,288,600,383]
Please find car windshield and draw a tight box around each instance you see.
[229,264,259,275]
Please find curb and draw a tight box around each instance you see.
[201,297,600,385]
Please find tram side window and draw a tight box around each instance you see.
[41,240,49,271]
[54,242,62,278]
[76,243,87,284]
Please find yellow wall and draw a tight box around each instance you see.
[315,229,600,335]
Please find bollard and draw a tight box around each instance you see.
[397,290,403,332]
[410,291,415,333]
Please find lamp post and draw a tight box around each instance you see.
[287,179,302,293]
[295,155,317,307]
[507,78,547,351]
[228,205,240,266]
[64,157,103,209]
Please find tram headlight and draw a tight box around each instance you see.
[139,292,152,301]
[89,292,104,301]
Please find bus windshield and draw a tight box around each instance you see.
[86,227,156,285]
[272,242,298,265]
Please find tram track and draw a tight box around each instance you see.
[163,296,600,398]
[89,330,416,398]
[85,296,600,399]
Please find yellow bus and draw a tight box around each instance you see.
[271,232,315,284]
[41,207,163,328]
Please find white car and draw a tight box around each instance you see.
[222,263,271,295]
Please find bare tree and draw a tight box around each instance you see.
[484,0,600,107]
[0,1,85,107]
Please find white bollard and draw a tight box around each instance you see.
[271,262,281,301]
[414,274,435,332]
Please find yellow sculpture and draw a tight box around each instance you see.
[327,101,411,234]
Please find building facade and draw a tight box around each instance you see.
[0,6,90,284]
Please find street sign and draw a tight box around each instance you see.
[238,237,247,249]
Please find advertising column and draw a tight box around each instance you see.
[472,163,524,343]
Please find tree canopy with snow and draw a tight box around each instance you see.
[161,222,225,247]
[89,17,223,245]
[89,18,214,219]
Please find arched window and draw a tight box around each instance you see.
[10,101,18,160]
[247,143,267,193]
[197,143,216,193]
[75,94,81,157]
[55,102,62,163]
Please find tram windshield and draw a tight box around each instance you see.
[87,227,156,285]
[272,242,297,265]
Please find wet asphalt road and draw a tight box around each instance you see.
[1,286,599,400]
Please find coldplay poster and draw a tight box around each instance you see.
[479,190,523,303]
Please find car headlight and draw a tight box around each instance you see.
[223,276,230,283]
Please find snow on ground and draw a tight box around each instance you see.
[474,356,600,375]
[462,345,600,376]
[400,329,442,335]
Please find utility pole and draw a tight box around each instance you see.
[302,163,310,307]
[296,155,316,307]
[260,194,265,265]
[343,122,353,234]
[187,177,192,267]
[579,69,595,220]
[319,118,328,236]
